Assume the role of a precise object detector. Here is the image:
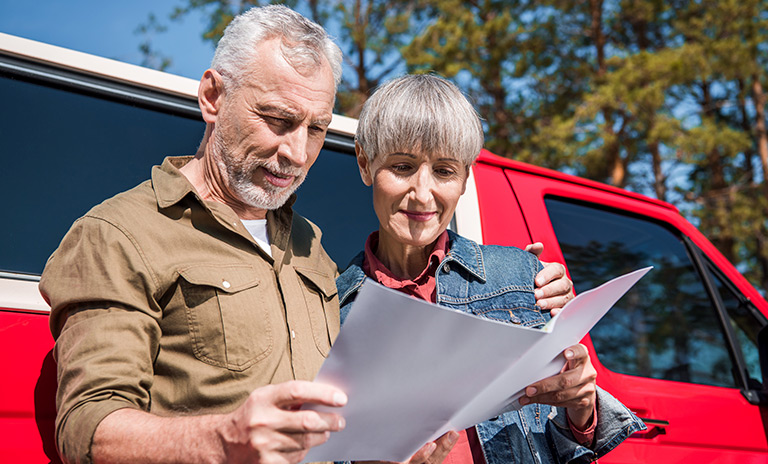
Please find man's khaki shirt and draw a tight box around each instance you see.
[39,156,340,464]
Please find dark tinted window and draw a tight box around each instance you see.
[1,74,205,275]
[545,198,738,387]
[293,149,378,269]
[1,72,375,275]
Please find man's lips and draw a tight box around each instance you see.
[261,167,296,188]
[401,210,437,222]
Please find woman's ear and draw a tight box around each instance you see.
[198,69,225,124]
[356,143,373,186]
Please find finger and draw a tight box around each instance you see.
[278,430,332,452]
[522,348,596,407]
[425,431,459,464]
[564,344,589,369]
[272,408,346,434]
[535,274,573,311]
[407,441,437,464]
[524,242,544,257]
[267,380,348,409]
[534,261,565,288]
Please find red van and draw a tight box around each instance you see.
[2,33,766,462]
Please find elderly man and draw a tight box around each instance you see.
[40,5,572,464]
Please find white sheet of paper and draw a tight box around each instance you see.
[302,266,652,463]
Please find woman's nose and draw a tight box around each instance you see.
[410,167,434,204]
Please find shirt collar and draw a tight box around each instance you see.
[363,230,450,287]
[152,155,197,208]
[151,155,297,265]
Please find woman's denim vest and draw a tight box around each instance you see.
[336,231,645,464]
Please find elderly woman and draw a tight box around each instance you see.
[336,74,645,464]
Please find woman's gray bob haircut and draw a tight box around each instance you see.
[211,4,342,88]
[356,74,484,165]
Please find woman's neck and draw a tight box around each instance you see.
[374,230,437,280]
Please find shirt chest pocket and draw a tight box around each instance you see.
[178,264,271,371]
[295,267,339,357]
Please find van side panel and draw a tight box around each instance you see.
[471,163,532,248]
[0,310,59,463]
[497,165,768,462]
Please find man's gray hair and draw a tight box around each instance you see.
[356,74,484,165]
[211,4,342,88]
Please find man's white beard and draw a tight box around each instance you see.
[213,134,306,210]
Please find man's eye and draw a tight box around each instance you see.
[436,168,456,177]
[309,125,326,134]
[264,115,289,126]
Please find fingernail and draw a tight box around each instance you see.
[565,350,574,359]
[333,392,347,406]
[519,397,529,406]
[448,431,459,444]
[534,289,543,299]
[338,417,346,429]
[526,386,537,396]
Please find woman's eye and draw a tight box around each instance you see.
[392,164,412,172]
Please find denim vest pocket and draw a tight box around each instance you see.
[295,266,339,357]
[178,264,272,371]
[464,289,545,328]
[473,305,545,327]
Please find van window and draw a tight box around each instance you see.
[544,197,741,387]
[706,261,765,387]
[0,72,373,276]
[293,148,378,270]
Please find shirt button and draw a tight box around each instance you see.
[291,330,296,339]
[222,280,231,289]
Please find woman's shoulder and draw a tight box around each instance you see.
[336,251,366,301]
[448,231,542,273]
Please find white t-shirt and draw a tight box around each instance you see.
[241,219,272,257]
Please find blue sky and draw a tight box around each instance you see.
[0,0,214,80]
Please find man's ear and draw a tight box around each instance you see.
[198,69,225,124]
[356,143,373,186]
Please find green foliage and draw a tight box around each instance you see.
[136,0,768,293]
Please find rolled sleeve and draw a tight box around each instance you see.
[548,387,646,463]
[41,215,162,464]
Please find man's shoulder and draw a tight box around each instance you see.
[84,179,157,223]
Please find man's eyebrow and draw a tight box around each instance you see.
[257,104,300,120]
[311,116,332,127]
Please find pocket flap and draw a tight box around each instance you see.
[179,264,260,293]
[294,266,338,298]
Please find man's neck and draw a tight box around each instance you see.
[179,142,269,220]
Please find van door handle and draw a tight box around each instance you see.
[635,417,669,439]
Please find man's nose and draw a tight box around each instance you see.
[278,126,308,167]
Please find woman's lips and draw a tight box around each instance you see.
[262,167,295,188]
[402,210,437,222]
